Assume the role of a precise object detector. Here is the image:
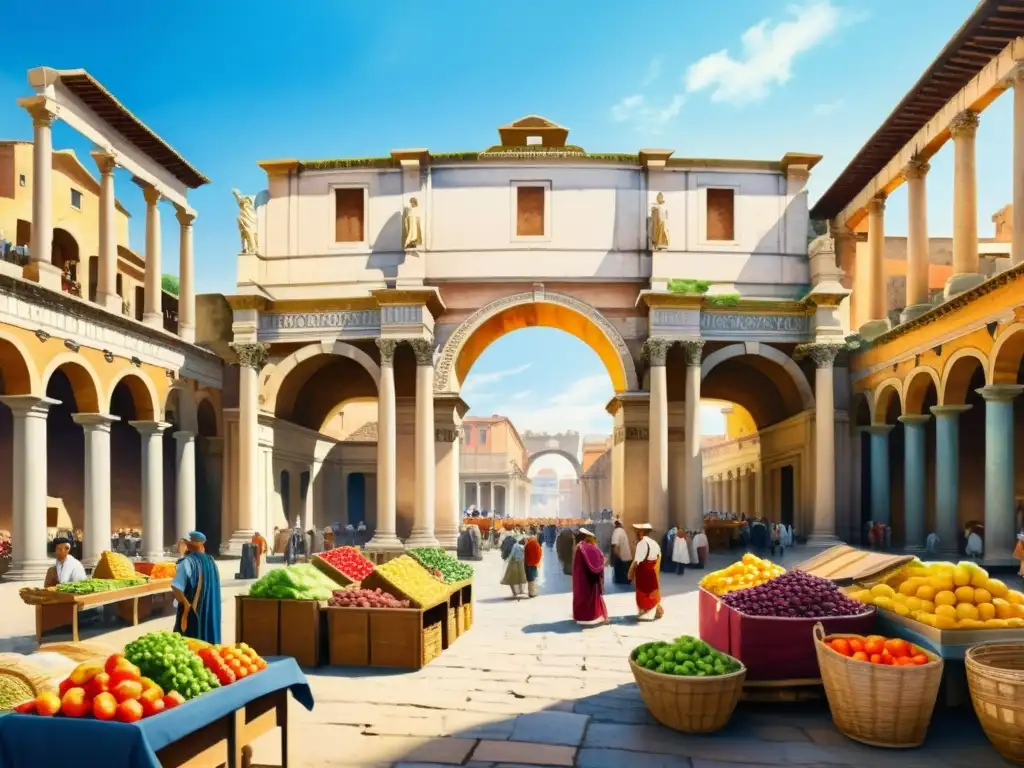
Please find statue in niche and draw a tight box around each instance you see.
[232,188,259,254]
[649,192,669,250]
[403,197,424,249]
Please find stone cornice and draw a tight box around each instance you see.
[637,290,811,316]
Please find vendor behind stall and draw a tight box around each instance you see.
[43,537,86,587]
[171,531,222,644]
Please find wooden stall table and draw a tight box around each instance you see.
[19,579,174,643]
[704,521,741,551]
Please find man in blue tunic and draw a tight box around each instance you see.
[171,531,222,644]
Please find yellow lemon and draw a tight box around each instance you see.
[974,588,992,604]
[935,604,957,620]
[958,619,985,629]
[929,575,954,592]
[985,579,1009,599]
[954,586,976,604]
[978,603,996,621]
[905,597,923,612]
[934,590,957,607]
[952,566,972,587]
[873,596,894,611]
[898,578,924,596]
[870,584,896,599]
[1014,604,1024,619]
[970,569,990,588]
[915,585,936,601]
[956,603,979,621]
[919,600,936,614]
[984,618,1009,628]
[892,593,909,605]
[934,615,957,630]
[916,612,935,626]
[993,599,1013,619]
[1007,618,1024,628]
[850,589,873,603]
[1007,590,1024,605]
[894,603,911,616]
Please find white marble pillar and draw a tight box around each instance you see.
[977,385,1024,563]
[1014,69,1024,267]
[367,339,402,549]
[175,206,196,343]
[227,343,267,553]
[946,110,983,298]
[808,344,841,543]
[132,420,170,562]
[729,471,740,514]
[1,396,58,580]
[475,482,481,510]
[754,468,764,519]
[91,151,120,311]
[141,183,163,329]
[407,339,439,547]
[489,483,495,515]
[23,103,61,290]
[647,338,670,532]
[864,195,888,333]
[901,157,932,323]
[304,460,321,537]
[174,430,197,540]
[72,413,118,568]
[681,340,704,530]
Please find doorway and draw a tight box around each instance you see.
[780,465,795,526]
[347,473,366,526]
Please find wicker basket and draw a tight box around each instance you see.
[36,641,119,664]
[628,657,746,733]
[0,657,55,711]
[812,623,943,748]
[965,642,1024,763]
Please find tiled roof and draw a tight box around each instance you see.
[345,421,378,441]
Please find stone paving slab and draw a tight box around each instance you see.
[470,740,576,766]
[508,711,589,746]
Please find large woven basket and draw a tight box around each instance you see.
[965,642,1024,763]
[0,656,55,711]
[812,623,943,748]
[629,656,746,733]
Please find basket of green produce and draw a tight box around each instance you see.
[629,636,746,734]
[248,564,338,600]
[55,578,146,595]
[407,548,474,585]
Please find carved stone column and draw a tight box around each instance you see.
[175,206,196,342]
[1014,69,1024,267]
[862,195,890,338]
[946,110,983,298]
[140,183,164,329]
[901,157,932,323]
[91,151,121,312]
[132,420,171,562]
[226,342,268,555]
[680,340,705,530]
[407,338,439,547]
[433,396,463,550]
[366,339,403,550]
[646,338,671,534]
[807,343,842,544]
[23,103,61,290]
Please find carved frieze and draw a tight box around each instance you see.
[381,305,423,326]
[434,427,459,442]
[613,426,649,444]
[232,342,269,370]
[699,313,810,339]
[258,310,380,340]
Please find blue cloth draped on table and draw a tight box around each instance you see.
[0,657,314,768]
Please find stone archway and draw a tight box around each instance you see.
[526,448,582,477]
[262,340,381,414]
[433,290,639,394]
[700,341,815,414]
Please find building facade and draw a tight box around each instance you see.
[459,415,531,516]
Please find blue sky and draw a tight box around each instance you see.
[0,1,998,470]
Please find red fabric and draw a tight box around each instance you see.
[572,542,607,622]
[524,538,543,567]
[634,557,661,611]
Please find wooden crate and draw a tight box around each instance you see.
[325,606,370,666]
[362,569,448,611]
[369,603,445,670]
[235,596,280,658]
[310,555,358,588]
[443,605,457,650]
[279,599,324,668]
[448,580,473,638]
[362,549,404,566]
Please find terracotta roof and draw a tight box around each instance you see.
[811,0,1024,220]
[345,421,378,441]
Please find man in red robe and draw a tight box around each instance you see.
[572,528,608,626]
[629,523,664,621]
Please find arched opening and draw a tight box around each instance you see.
[195,397,221,552]
[0,338,35,556]
[347,473,367,528]
[44,367,88,558]
[52,228,81,297]
[108,372,158,544]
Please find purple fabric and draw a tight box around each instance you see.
[572,542,607,622]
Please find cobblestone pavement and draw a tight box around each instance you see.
[0,548,1011,767]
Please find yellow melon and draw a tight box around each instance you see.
[929,575,954,592]
[935,604,957,620]
[952,566,972,587]
[970,569,990,589]
[974,588,992,605]
[954,586,975,604]
[984,618,1009,629]
[1007,590,1024,605]
[933,615,957,630]
[915,585,937,601]
[898,578,924,596]
[978,603,996,621]
[934,590,957,607]
[905,597,923,612]
[956,603,979,621]
[870,584,896,599]
[919,599,936,614]
[993,599,1013,619]
[873,596,894,611]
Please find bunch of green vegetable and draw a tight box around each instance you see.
[249,564,338,600]
[55,578,146,594]
[408,548,474,584]
[631,636,742,677]
[125,630,219,700]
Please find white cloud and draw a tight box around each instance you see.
[610,93,685,134]
[460,363,531,397]
[642,57,663,88]
[495,374,614,437]
[511,390,532,401]
[685,1,841,105]
[812,98,845,116]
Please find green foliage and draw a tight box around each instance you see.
[705,293,741,307]
[161,273,179,296]
[667,279,711,295]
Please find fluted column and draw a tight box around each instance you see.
[808,343,842,543]
[729,471,740,515]
[407,338,439,547]
[175,206,196,343]
[681,340,704,530]
[174,430,197,540]
[946,110,983,298]
[899,414,930,551]
[367,339,402,550]
[830,222,856,288]
[227,342,268,554]
[901,157,932,323]
[931,404,971,555]
[866,425,893,526]
[72,413,119,568]
[91,151,120,311]
[646,338,670,533]
[863,195,889,334]
[304,459,322,538]
[22,102,61,290]
[132,420,170,562]
[1014,69,1024,267]
[977,386,1023,563]
[754,467,764,519]
[1,396,58,580]
[138,183,164,328]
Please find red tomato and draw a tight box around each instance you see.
[880,650,895,665]
[910,653,930,666]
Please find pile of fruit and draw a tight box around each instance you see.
[721,570,869,618]
[150,562,177,580]
[195,642,267,686]
[124,631,219,700]
[328,587,411,609]
[93,550,137,580]
[249,564,339,600]
[55,578,146,595]
[631,636,742,677]
[376,555,451,607]
[14,654,187,721]
[848,560,1024,630]
[822,634,934,666]
[699,554,786,596]
[316,547,375,581]
[409,548,474,584]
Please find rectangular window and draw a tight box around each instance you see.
[70,189,83,210]
[706,188,735,241]
[463,425,473,443]
[516,186,545,237]
[19,174,26,187]
[334,188,365,243]
[479,427,488,445]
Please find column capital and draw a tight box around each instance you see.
[376,337,399,366]
[975,384,1024,402]
[679,339,704,367]
[828,220,856,242]
[129,420,172,436]
[898,414,931,426]
[865,424,895,436]
[902,155,931,180]
[407,337,435,367]
[930,404,973,417]
[21,96,58,128]
[0,395,60,417]
[174,205,197,227]
[173,429,196,442]
[135,179,162,205]
[231,342,269,370]
[949,109,980,140]
[90,150,117,175]
[72,413,120,430]
[643,337,672,367]
[803,342,843,368]
[866,195,886,214]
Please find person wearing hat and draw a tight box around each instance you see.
[610,520,632,585]
[628,523,664,621]
[43,537,86,587]
[171,531,222,644]
[500,534,528,598]
[572,527,608,626]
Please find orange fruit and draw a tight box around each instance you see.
[910,653,929,666]
[851,651,869,662]
[884,638,910,658]
[864,638,884,655]
[830,638,852,657]
[34,691,61,717]
[894,656,915,666]
[92,692,118,721]
[869,654,883,664]
[880,650,895,665]
[848,638,865,654]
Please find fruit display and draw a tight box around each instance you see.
[328,587,411,608]
[55,578,146,594]
[149,562,177,580]
[124,631,220,700]
[631,636,742,677]
[699,554,785,596]
[93,550,137,580]
[847,560,1024,630]
[376,555,451,607]
[316,546,375,581]
[196,642,267,686]
[249,563,339,600]
[720,570,869,618]
[408,548,474,584]
[822,634,934,666]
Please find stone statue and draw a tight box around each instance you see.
[403,197,423,249]
[232,188,259,255]
[649,192,669,250]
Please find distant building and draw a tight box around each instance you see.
[459,415,530,516]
